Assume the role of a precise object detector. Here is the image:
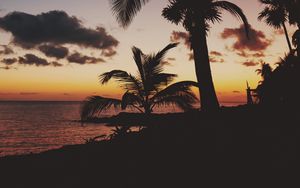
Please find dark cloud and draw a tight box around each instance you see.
[1,58,17,65]
[67,52,105,65]
[51,61,63,67]
[17,54,62,67]
[19,92,39,95]
[170,31,190,48]
[233,91,241,93]
[38,44,69,59]
[0,11,119,51]
[242,61,259,67]
[221,24,272,52]
[19,54,50,66]
[0,45,14,55]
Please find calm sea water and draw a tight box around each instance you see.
[0,101,244,157]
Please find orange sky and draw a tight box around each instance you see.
[0,0,297,102]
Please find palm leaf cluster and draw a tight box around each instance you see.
[161,0,249,35]
[255,52,300,106]
[81,43,198,121]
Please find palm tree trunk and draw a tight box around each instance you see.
[282,22,293,52]
[190,24,220,111]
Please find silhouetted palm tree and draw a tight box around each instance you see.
[81,43,198,121]
[109,0,249,111]
[256,61,273,80]
[258,0,293,52]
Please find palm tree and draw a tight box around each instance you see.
[258,0,293,52]
[81,43,198,121]
[256,61,273,80]
[109,0,249,111]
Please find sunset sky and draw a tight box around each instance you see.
[0,0,297,102]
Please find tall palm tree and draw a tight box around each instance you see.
[81,43,198,121]
[109,0,249,111]
[258,0,293,52]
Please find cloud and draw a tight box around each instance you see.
[1,58,18,65]
[209,51,225,63]
[221,24,272,53]
[171,31,225,64]
[0,11,119,51]
[209,57,225,63]
[189,51,225,63]
[236,51,266,58]
[0,92,14,95]
[67,52,105,64]
[161,61,171,66]
[0,45,14,55]
[233,91,241,93]
[51,61,63,67]
[242,61,259,67]
[167,57,176,61]
[101,48,117,58]
[19,92,39,95]
[210,51,223,56]
[19,54,51,66]
[0,66,11,70]
[38,44,69,59]
[274,29,284,35]
[170,31,190,48]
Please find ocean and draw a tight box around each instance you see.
[0,101,245,157]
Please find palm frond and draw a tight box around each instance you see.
[213,1,250,38]
[153,95,196,112]
[99,70,143,93]
[148,73,177,92]
[151,81,199,111]
[132,46,146,83]
[258,7,286,28]
[162,0,185,25]
[99,70,130,84]
[121,91,143,111]
[80,96,121,121]
[143,43,178,79]
[109,0,150,27]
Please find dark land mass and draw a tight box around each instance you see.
[0,105,299,188]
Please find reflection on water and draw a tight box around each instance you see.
[0,101,245,156]
[0,101,113,157]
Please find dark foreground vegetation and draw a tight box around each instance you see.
[1,105,299,188]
